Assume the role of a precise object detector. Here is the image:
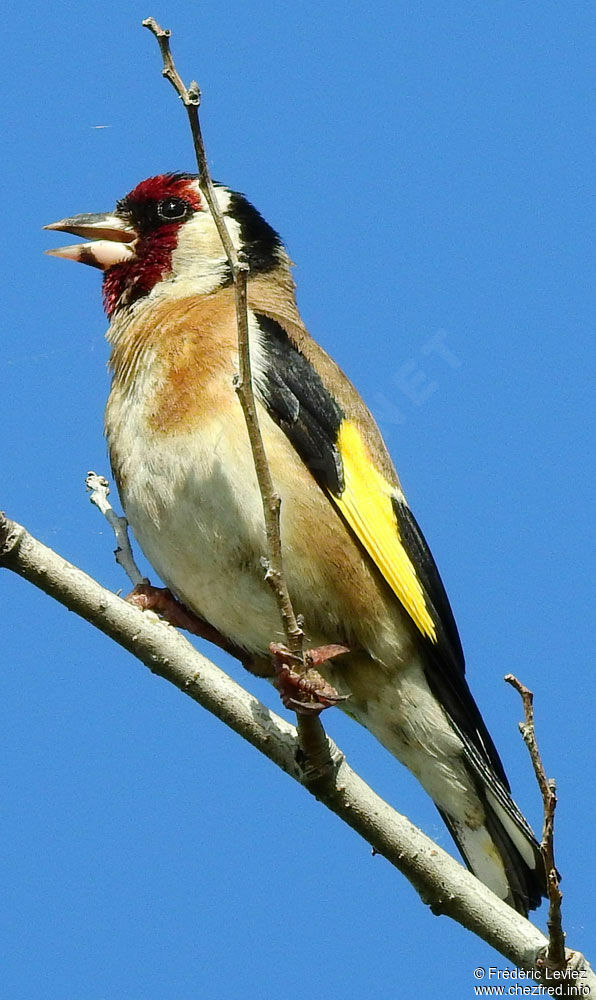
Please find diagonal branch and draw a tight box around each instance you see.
[3,510,596,991]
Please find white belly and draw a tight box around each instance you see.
[115,410,287,653]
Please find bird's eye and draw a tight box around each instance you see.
[157,197,190,221]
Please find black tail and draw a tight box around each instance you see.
[438,780,546,914]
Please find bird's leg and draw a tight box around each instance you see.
[125,583,250,663]
[270,641,350,714]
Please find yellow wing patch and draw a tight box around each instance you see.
[333,420,437,642]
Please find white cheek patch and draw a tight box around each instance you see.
[154,187,243,299]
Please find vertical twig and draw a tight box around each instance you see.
[505,674,566,971]
[141,17,303,654]
[142,18,331,770]
[86,472,148,587]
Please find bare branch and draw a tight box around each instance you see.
[142,17,329,765]
[505,674,567,974]
[140,19,197,105]
[142,18,241,278]
[85,471,147,587]
[3,511,596,990]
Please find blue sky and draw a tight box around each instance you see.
[1,3,593,998]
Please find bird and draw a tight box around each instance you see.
[45,171,546,914]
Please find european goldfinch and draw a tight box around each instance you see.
[46,173,546,914]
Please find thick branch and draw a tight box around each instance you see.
[1,513,595,991]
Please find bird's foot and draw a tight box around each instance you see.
[125,584,241,656]
[270,641,350,714]
[126,583,208,633]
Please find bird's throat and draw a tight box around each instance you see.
[102,225,181,318]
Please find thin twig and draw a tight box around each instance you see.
[505,674,566,972]
[142,18,329,765]
[142,18,302,651]
[85,471,147,587]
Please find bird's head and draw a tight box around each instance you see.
[45,173,286,319]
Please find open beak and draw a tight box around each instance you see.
[44,212,138,270]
